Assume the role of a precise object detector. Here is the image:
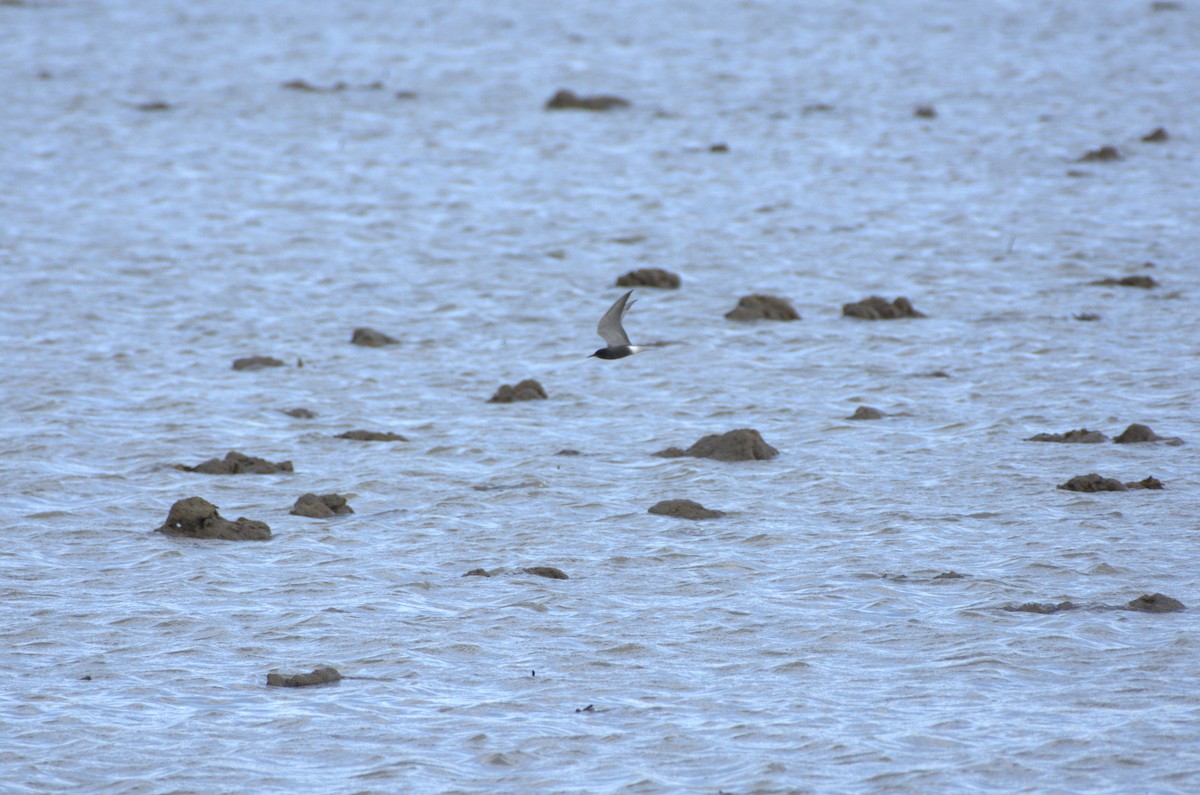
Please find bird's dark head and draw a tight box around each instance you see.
[589,347,613,360]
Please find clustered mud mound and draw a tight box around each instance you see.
[1057,474,1163,492]
[462,566,569,580]
[1027,428,1108,443]
[176,451,293,474]
[291,493,354,518]
[488,379,548,403]
[156,497,271,541]
[847,406,884,420]
[724,295,799,321]
[1005,593,1184,614]
[842,295,925,319]
[615,268,681,289]
[655,429,779,462]
[1028,423,1182,445]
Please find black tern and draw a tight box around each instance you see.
[589,289,646,360]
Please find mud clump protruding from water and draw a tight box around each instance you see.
[523,566,569,580]
[842,295,926,320]
[648,499,726,519]
[284,407,317,419]
[1142,127,1169,142]
[544,89,630,111]
[336,430,408,442]
[351,327,399,347]
[291,493,354,518]
[1077,145,1122,162]
[1005,600,1079,614]
[1126,593,1185,613]
[724,295,800,321]
[847,406,884,420]
[488,379,548,403]
[913,104,937,118]
[281,79,382,93]
[1026,428,1108,443]
[934,571,965,580]
[1057,473,1164,492]
[177,451,293,475]
[656,428,779,462]
[266,666,342,687]
[615,268,681,289]
[1090,274,1158,289]
[1114,423,1182,445]
[1127,476,1165,490]
[232,356,285,371]
[156,497,272,541]
[1004,593,1184,614]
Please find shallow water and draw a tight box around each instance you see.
[2,0,1198,792]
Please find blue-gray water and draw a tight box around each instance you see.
[2,0,1198,792]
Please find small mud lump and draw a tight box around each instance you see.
[291,493,354,518]
[616,268,681,289]
[545,89,630,111]
[1078,145,1122,162]
[1026,428,1108,443]
[1126,476,1164,490]
[1057,473,1127,492]
[1057,474,1165,492]
[1114,423,1182,445]
[232,356,285,371]
[648,499,725,519]
[178,451,293,475]
[1005,601,1078,614]
[336,430,408,442]
[156,497,272,541]
[488,379,548,403]
[523,566,569,580]
[266,666,342,687]
[1090,275,1158,289]
[656,428,779,462]
[847,406,884,420]
[351,327,399,347]
[842,295,925,320]
[1125,593,1184,613]
[462,568,493,578]
[724,294,800,321]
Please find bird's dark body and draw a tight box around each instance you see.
[591,346,636,360]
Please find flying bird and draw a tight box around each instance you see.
[589,289,646,360]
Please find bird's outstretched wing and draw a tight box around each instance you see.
[597,290,635,347]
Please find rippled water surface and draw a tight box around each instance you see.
[3,0,1199,792]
